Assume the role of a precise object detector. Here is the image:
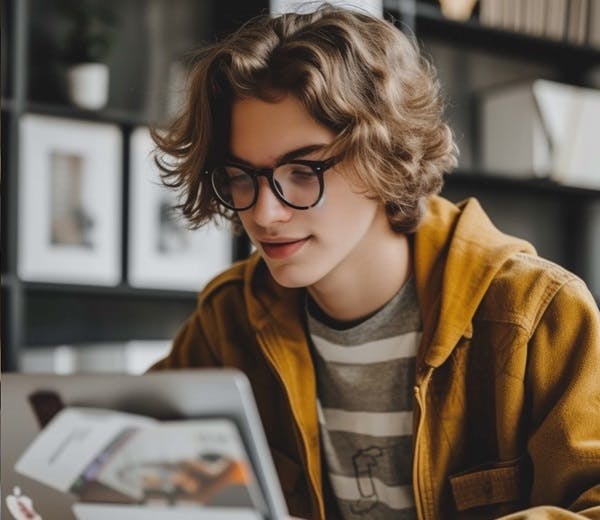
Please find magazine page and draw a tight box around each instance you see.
[15,408,156,493]
[14,407,267,516]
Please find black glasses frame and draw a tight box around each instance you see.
[206,157,339,211]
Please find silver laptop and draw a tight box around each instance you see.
[1,370,288,520]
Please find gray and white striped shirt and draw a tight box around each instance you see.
[307,277,421,520]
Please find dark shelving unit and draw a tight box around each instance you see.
[383,0,600,303]
[2,0,599,371]
[446,171,600,198]
[1,0,268,371]
[22,287,197,347]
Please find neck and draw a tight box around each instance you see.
[307,219,412,323]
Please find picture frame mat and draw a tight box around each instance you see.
[18,114,122,286]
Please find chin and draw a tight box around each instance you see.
[265,262,322,289]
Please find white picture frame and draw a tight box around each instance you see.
[18,114,122,286]
[128,127,233,291]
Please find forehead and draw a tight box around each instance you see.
[229,94,335,167]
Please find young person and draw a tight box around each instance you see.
[150,5,600,519]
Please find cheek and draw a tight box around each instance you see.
[311,188,378,238]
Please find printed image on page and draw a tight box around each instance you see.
[96,419,266,512]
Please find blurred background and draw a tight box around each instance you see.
[2,0,599,373]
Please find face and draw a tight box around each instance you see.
[229,94,390,291]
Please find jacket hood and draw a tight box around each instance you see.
[414,196,536,370]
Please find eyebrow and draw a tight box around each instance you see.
[227,144,328,167]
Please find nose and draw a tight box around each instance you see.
[251,177,293,227]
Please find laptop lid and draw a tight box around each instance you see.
[1,369,288,520]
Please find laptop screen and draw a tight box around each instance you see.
[1,371,288,520]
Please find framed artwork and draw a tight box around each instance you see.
[128,127,233,291]
[18,114,122,285]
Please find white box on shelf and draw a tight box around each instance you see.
[270,0,383,17]
[20,340,171,374]
[480,79,600,189]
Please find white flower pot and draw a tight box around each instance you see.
[67,63,109,110]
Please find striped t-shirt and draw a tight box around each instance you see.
[306,277,422,519]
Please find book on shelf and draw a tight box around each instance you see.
[566,0,589,45]
[533,0,547,36]
[15,407,267,519]
[589,0,600,48]
[478,0,599,47]
[500,0,512,30]
[545,0,569,41]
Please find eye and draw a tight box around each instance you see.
[292,166,319,184]
[278,163,317,180]
[224,167,252,184]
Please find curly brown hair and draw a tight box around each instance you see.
[152,3,458,233]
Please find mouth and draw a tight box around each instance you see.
[259,237,311,260]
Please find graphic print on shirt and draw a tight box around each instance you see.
[350,446,383,514]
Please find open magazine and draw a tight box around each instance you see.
[15,407,267,519]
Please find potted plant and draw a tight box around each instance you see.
[58,0,118,110]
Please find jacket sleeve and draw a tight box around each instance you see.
[148,309,222,370]
[501,278,600,519]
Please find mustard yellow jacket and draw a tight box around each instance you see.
[152,196,600,519]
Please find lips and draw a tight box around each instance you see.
[259,237,310,259]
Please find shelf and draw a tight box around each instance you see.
[445,171,600,198]
[24,102,152,127]
[21,281,199,301]
[386,1,600,74]
[23,288,196,347]
[4,272,201,300]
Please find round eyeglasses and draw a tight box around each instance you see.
[207,157,338,211]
